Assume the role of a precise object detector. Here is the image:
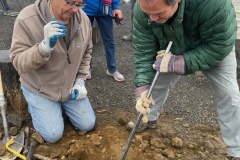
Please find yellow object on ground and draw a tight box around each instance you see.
[6,138,26,160]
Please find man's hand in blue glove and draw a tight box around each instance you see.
[41,17,67,52]
[71,79,87,100]
[153,50,185,75]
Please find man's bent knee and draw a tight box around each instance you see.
[41,129,64,143]
[77,118,96,131]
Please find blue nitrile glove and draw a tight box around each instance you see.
[153,50,185,75]
[41,17,67,52]
[71,79,87,100]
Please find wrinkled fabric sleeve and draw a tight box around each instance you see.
[112,0,120,9]
[183,0,237,74]
[133,3,159,87]
[76,16,93,81]
[10,19,49,73]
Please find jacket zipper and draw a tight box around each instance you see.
[169,25,183,54]
[66,29,79,64]
[66,51,71,63]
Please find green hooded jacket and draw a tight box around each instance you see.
[133,0,237,87]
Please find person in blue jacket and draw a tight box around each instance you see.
[83,0,125,82]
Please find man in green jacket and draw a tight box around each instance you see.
[128,0,240,159]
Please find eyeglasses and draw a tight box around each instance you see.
[65,0,86,9]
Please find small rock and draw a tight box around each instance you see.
[198,151,207,159]
[203,140,214,149]
[174,118,183,121]
[7,114,23,128]
[171,137,183,148]
[0,141,6,156]
[141,132,151,141]
[138,143,149,150]
[71,149,88,158]
[31,132,44,144]
[150,138,165,148]
[153,154,165,160]
[90,134,101,146]
[116,116,127,125]
[50,149,62,158]
[9,126,18,136]
[187,142,198,149]
[154,148,163,154]
[135,135,143,144]
[66,130,76,137]
[78,131,87,136]
[162,148,175,159]
[102,148,107,153]
[0,132,4,139]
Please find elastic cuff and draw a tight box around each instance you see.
[75,79,85,85]
[40,41,53,54]
[173,55,185,75]
[134,85,150,99]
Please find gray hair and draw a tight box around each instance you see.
[140,0,177,6]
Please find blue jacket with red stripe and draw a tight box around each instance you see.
[83,0,121,16]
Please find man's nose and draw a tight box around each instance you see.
[72,6,79,13]
[149,14,158,22]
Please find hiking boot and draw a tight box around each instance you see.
[4,10,19,17]
[106,70,125,82]
[126,120,158,133]
[122,34,132,41]
[225,156,240,160]
[86,68,92,80]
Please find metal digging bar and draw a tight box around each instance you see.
[0,70,10,144]
[0,70,25,160]
[120,41,173,160]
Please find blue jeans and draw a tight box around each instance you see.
[21,84,96,143]
[88,16,117,73]
[148,48,240,157]
[0,0,10,11]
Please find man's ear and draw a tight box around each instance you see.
[177,0,181,3]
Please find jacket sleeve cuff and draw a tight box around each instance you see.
[134,85,150,99]
[38,41,52,59]
[173,55,185,75]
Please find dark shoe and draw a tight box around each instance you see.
[225,156,240,160]
[126,120,158,133]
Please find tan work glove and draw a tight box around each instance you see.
[135,90,155,123]
[153,50,185,75]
